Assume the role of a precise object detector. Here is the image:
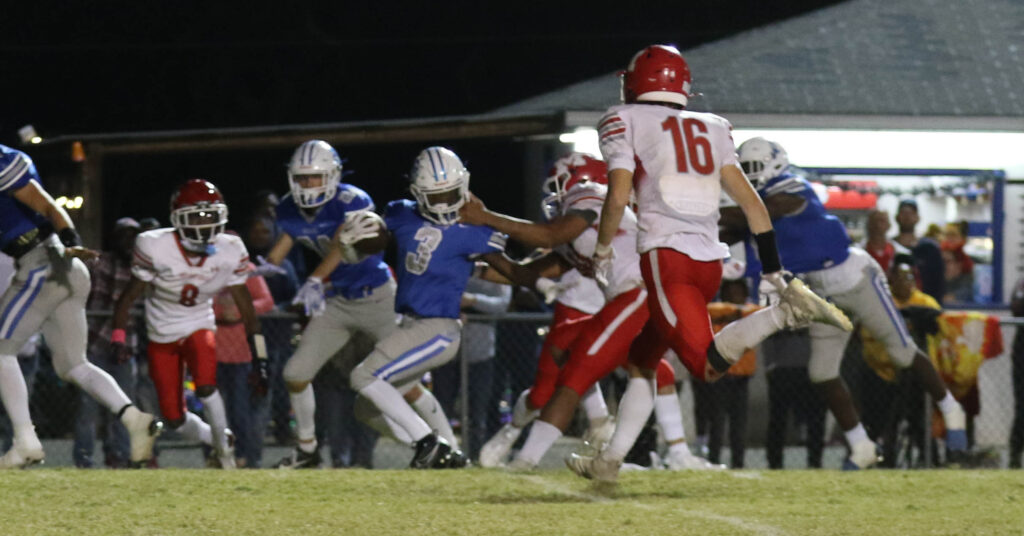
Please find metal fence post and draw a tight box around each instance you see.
[458,321,470,452]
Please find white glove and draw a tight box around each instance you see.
[292,277,327,317]
[251,256,287,278]
[758,270,791,306]
[338,211,383,246]
[535,277,577,304]
[592,243,615,289]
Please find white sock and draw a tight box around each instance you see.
[513,419,562,466]
[380,414,415,446]
[511,389,539,428]
[176,411,213,445]
[581,384,609,422]
[604,377,655,461]
[200,391,230,452]
[66,363,131,413]
[668,441,693,458]
[0,355,32,430]
[655,393,686,444]
[714,307,787,362]
[290,384,318,452]
[938,391,959,414]
[844,422,869,446]
[360,379,432,442]
[411,388,457,447]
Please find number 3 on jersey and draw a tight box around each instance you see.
[406,226,443,275]
[662,117,714,174]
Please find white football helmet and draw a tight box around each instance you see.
[737,137,789,188]
[409,147,469,225]
[288,140,342,208]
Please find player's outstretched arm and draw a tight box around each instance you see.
[265,233,294,266]
[460,193,589,249]
[479,251,569,289]
[12,179,98,260]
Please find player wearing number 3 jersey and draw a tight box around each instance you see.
[113,179,268,468]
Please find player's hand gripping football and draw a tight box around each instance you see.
[338,211,383,246]
[292,277,327,317]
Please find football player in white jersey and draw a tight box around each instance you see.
[462,153,654,469]
[112,179,268,469]
[567,44,851,482]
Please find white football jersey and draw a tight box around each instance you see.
[555,182,643,300]
[131,228,250,343]
[599,103,736,261]
[555,268,604,315]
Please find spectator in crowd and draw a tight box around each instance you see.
[698,278,758,468]
[213,256,275,468]
[941,222,974,304]
[894,199,945,304]
[72,217,141,468]
[1010,275,1024,469]
[433,276,511,459]
[862,209,901,274]
[138,218,160,232]
[763,327,824,469]
[245,215,299,444]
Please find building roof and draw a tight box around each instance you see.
[495,0,1024,120]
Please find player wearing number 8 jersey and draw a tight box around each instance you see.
[113,179,268,469]
[568,44,850,482]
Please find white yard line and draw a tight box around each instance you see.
[516,473,788,536]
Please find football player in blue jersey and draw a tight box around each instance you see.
[726,137,969,469]
[0,144,161,468]
[265,140,400,468]
[343,146,508,469]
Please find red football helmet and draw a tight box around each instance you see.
[621,44,692,107]
[541,153,608,219]
[170,178,228,252]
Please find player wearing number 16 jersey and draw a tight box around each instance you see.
[113,179,268,469]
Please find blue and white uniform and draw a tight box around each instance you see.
[751,172,916,382]
[276,184,397,383]
[0,145,94,377]
[349,199,506,392]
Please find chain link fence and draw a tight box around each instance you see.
[1,309,1020,469]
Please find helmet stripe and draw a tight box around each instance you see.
[425,148,440,181]
[433,147,447,179]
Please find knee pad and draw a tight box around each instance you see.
[656,359,676,389]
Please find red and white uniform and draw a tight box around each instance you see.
[132,228,250,344]
[548,182,650,397]
[600,103,739,376]
[131,228,249,421]
[600,104,736,261]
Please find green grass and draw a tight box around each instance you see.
[1,469,1022,535]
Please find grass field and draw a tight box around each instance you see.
[1,468,1022,535]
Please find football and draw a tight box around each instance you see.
[343,211,389,256]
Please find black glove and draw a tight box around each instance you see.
[247,333,269,398]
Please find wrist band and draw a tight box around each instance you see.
[111,329,126,344]
[58,228,82,248]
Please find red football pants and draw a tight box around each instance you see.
[631,248,722,377]
[557,287,650,397]
[148,329,218,422]
[528,303,593,409]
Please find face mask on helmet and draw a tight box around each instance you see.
[288,140,342,209]
[409,147,470,225]
[171,203,228,254]
[737,137,790,188]
[539,153,608,215]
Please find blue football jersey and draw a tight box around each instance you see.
[753,173,850,274]
[385,199,506,319]
[276,183,390,299]
[0,145,51,250]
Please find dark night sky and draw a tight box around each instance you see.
[3,1,847,244]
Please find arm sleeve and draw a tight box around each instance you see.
[465,226,508,258]
[130,238,157,283]
[598,110,635,173]
[0,150,37,193]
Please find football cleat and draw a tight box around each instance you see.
[125,409,162,465]
[565,452,621,482]
[0,434,45,469]
[275,446,322,469]
[843,439,881,470]
[944,403,968,452]
[582,417,616,452]
[216,429,237,470]
[779,279,853,332]
[478,423,522,468]
[664,449,726,471]
[410,433,457,469]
